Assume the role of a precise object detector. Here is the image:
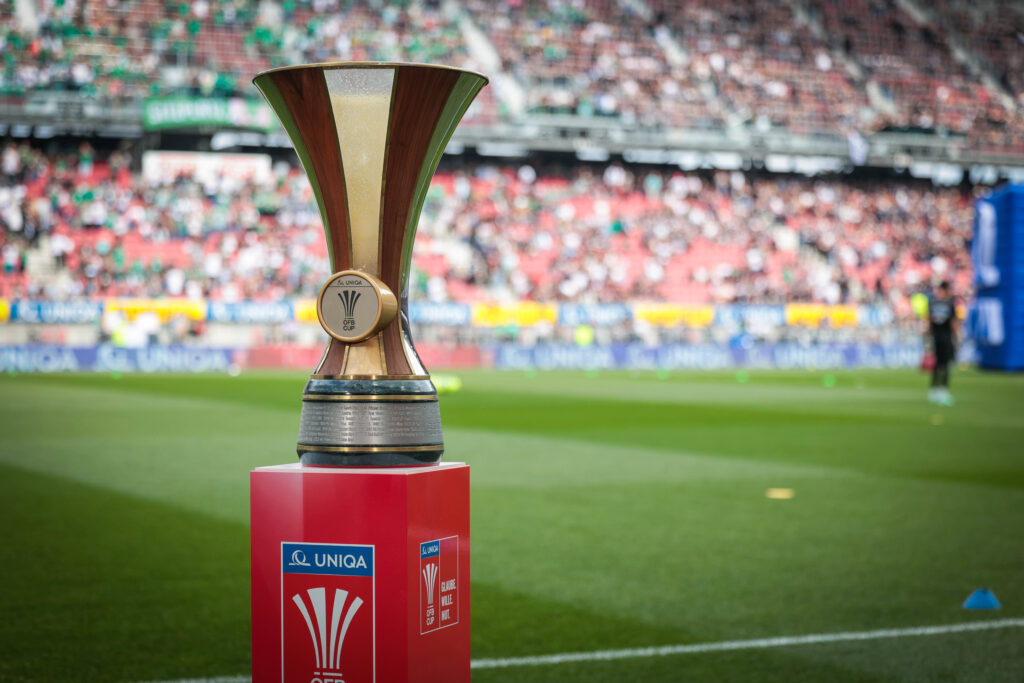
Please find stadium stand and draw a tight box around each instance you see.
[926,0,1024,110]
[812,0,1023,151]
[1,0,1021,143]
[646,0,871,135]
[0,141,975,314]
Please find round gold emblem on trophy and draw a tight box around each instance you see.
[317,270,398,344]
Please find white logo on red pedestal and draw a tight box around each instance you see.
[422,563,438,604]
[419,536,459,634]
[283,542,374,683]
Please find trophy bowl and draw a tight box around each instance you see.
[253,62,488,466]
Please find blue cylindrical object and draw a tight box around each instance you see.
[973,184,1024,371]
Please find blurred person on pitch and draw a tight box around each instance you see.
[927,281,958,406]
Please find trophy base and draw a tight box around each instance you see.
[296,377,444,467]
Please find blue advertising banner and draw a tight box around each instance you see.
[714,305,786,328]
[493,343,924,370]
[9,300,104,324]
[856,305,895,328]
[2,299,906,330]
[207,301,294,324]
[408,302,472,326]
[558,303,632,326]
[0,345,239,373]
[0,342,925,372]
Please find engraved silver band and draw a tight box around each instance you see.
[296,376,443,465]
[297,397,443,447]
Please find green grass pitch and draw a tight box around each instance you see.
[0,368,1022,682]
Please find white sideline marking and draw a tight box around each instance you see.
[144,617,1024,681]
[471,618,1024,669]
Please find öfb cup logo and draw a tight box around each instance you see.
[422,563,438,605]
[338,290,360,332]
[419,537,459,635]
[292,587,363,674]
[283,543,375,683]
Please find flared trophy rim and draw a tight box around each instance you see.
[252,61,488,85]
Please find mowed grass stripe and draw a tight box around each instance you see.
[451,427,847,488]
[7,371,1023,487]
[440,373,1024,489]
[450,369,1024,425]
[0,380,296,524]
[19,369,1024,428]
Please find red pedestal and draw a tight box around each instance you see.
[251,463,470,683]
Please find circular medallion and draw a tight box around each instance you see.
[317,270,398,343]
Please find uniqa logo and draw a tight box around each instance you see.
[315,553,368,570]
[292,587,363,675]
[290,549,311,567]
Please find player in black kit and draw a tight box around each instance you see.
[927,281,958,405]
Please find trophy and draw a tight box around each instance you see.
[254,63,487,466]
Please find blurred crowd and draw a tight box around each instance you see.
[0,142,976,322]
[813,0,1022,148]
[0,0,1022,147]
[477,0,870,135]
[927,0,1024,112]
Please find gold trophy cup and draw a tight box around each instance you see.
[254,63,487,465]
